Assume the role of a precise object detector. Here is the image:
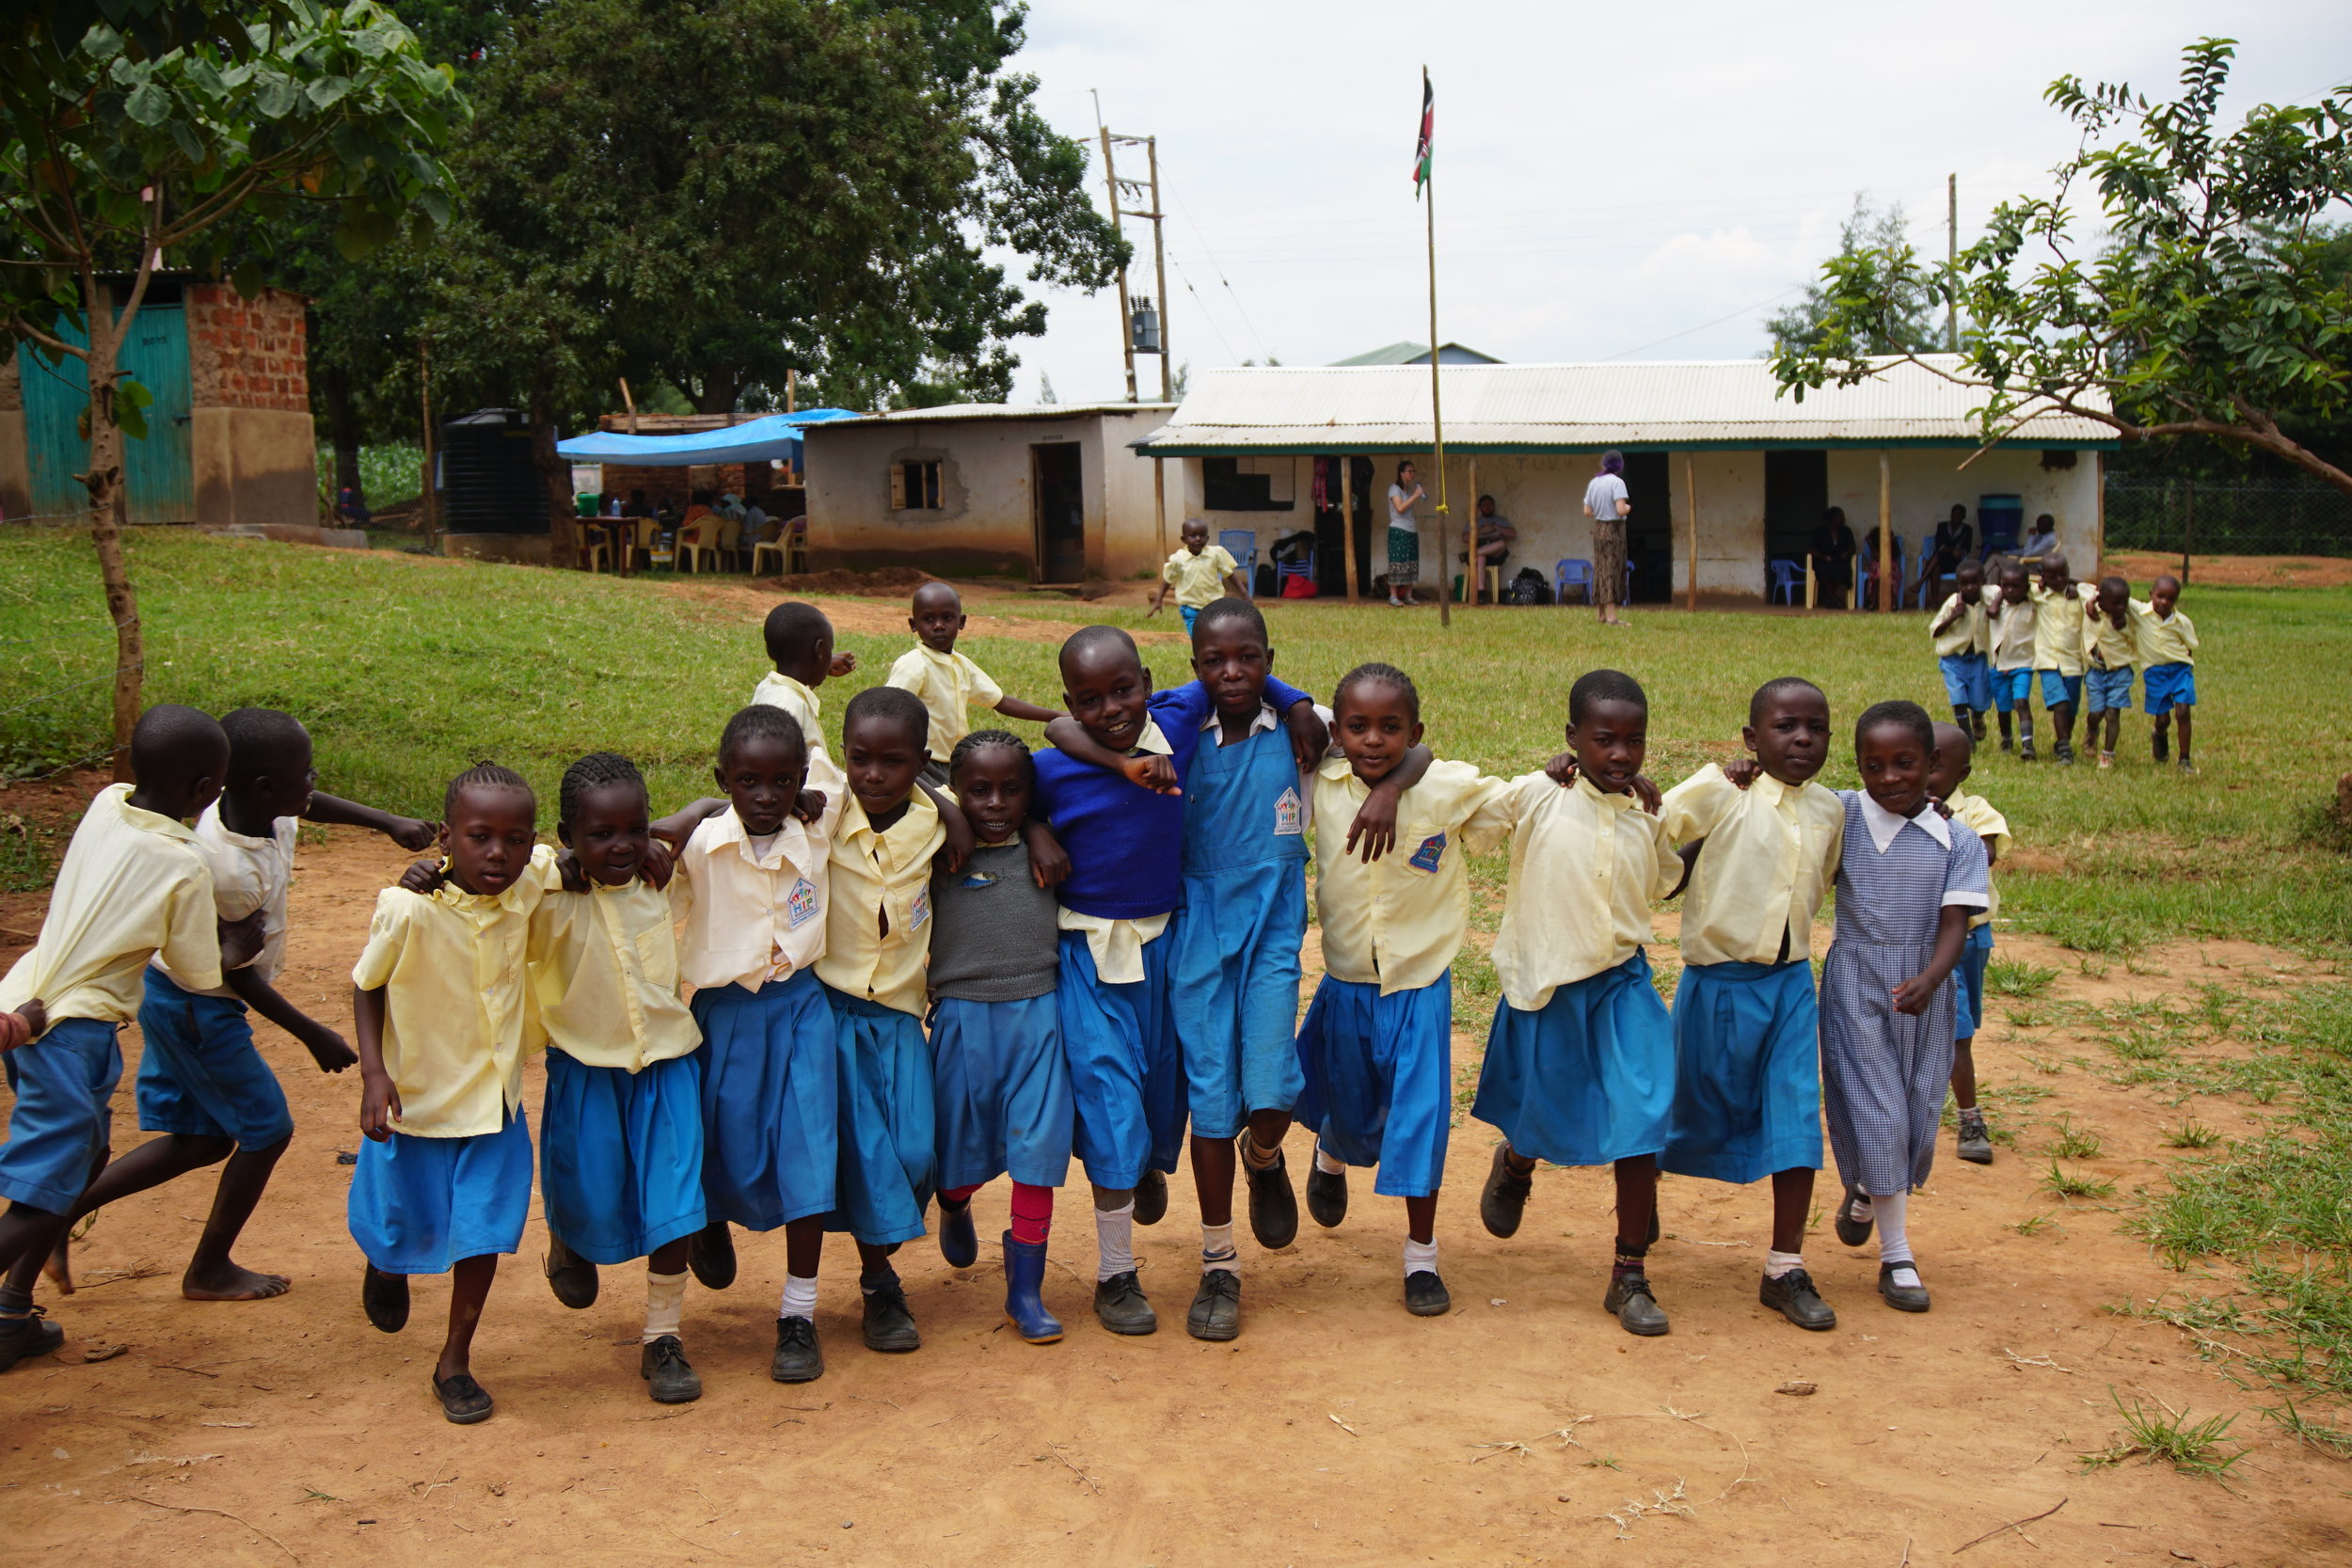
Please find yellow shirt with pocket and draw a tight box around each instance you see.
[1162,545,1240,610]
[749,671,844,795]
[670,801,841,993]
[1491,774,1683,1011]
[2087,604,2137,670]
[816,790,945,1016]
[1987,586,2037,673]
[1660,765,1844,968]
[1946,789,2012,930]
[2029,580,2097,676]
[2131,603,2198,666]
[0,784,221,1025]
[1930,592,1992,657]
[885,643,1006,763]
[527,878,699,1071]
[349,845,555,1137]
[1311,757,1514,995]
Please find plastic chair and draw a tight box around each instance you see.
[1555,558,1594,605]
[1218,529,1259,597]
[1274,540,1315,594]
[1623,559,1635,604]
[751,537,787,576]
[572,518,611,575]
[1768,559,1802,605]
[675,517,719,573]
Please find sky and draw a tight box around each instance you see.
[993,2,2352,405]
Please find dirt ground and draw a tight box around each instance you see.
[2103,552,2352,589]
[4,777,2350,1567]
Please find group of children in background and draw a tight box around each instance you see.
[0,570,2062,1426]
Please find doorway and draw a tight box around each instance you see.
[1764,450,1828,602]
[1310,455,1376,596]
[1620,451,1674,604]
[1031,442,1085,583]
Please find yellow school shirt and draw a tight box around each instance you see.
[1946,789,2011,930]
[349,845,555,1137]
[670,800,841,993]
[2029,580,2097,675]
[1490,774,1683,1011]
[2131,602,2198,666]
[1987,587,2037,673]
[0,784,221,1025]
[1057,718,1175,983]
[749,671,845,794]
[1311,756,1514,996]
[527,879,699,1072]
[885,643,1006,763]
[1660,765,1844,968]
[1930,592,1991,657]
[816,790,945,1016]
[1162,545,1239,610]
[2087,604,2137,670]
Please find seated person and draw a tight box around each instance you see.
[1807,506,1857,609]
[1858,527,1903,608]
[744,496,773,544]
[627,487,651,517]
[336,486,372,527]
[2020,515,2059,559]
[717,491,748,522]
[1915,504,1974,597]
[1470,495,1516,589]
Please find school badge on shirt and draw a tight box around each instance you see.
[1272,787,1304,836]
[910,886,931,931]
[786,877,819,928]
[1407,832,1447,875]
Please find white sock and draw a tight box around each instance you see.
[778,1272,818,1321]
[1403,1237,1438,1275]
[1876,1190,1914,1268]
[1094,1200,1136,1282]
[1764,1249,1804,1280]
[1314,1145,1347,1176]
[1847,1192,1876,1225]
[644,1269,689,1342]
[1201,1220,1240,1275]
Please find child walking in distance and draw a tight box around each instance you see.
[7,708,433,1307]
[350,763,550,1423]
[2086,576,2138,769]
[1147,517,1248,634]
[1930,560,1994,741]
[1473,671,1685,1336]
[1988,559,2038,756]
[752,600,858,793]
[666,705,842,1383]
[0,705,241,1370]
[1658,678,1845,1330]
[886,581,1063,785]
[1295,664,1507,1317]
[2027,552,2096,765]
[1928,724,2010,1166]
[929,731,1074,1343]
[1823,703,1989,1313]
[2134,574,2199,773]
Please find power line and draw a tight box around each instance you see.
[1168,182,1270,362]
[1600,284,1807,362]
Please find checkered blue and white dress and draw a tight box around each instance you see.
[1820,792,1989,1197]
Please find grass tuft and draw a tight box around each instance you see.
[2164,1118,2223,1150]
[2040,1159,2116,1202]
[2046,1115,2104,1160]
[2078,1390,2245,1479]
[1985,958,2060,998]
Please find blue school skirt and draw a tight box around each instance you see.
[1992,668,2033,712]
[1293,973,1453,1198]
[2087,665,2134,714]
[347,1110,533,1275]
[1661,959,1822,1185]
[540,1049,707,1265]
[1057,930,1185,1192]
[1953,924,1994,1041]
[822,986,936,1246]
[0,1018,119,1215]
[135,971,294,1151]
[1938,653,1992,712]
[691,968,837,1231]
[1471,952,1674,1167]
[1170,868,1308,1139]
[2143,662,2197,714]
[932,993,1073,1192]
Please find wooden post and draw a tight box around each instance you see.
[1152,456,1168,560]
[786,368,797,415]
[1341,458,1359,601]
[1464,456,1479,605]
[619,376,639,435]
[2181,475,2193,586]
[1682,453,1699,611]
[419,338,437,553]
[1877,452,1893,612]
[1805,557,1817,610]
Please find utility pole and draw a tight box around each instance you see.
[1947,173,1959,352]
[1097,104,1175,551]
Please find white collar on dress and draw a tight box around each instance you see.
[1859,790,1950,853]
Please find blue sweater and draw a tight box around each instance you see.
[1032,674,1310,921]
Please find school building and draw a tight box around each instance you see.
[1134,356,2116,602]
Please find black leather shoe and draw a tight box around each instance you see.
[1834,1185,1875,1247]
[1131,1167,1168,1227]
[1404,1270,1452,1317]
[860,1275,921,1352]
[771,1315,823,1382]
[433,1370,494,1424]
[1305,1162,1348,1228]
[688,1220,737,1291]
[640,1334,703,1402]
[0,1306,65,1371]
[1185,1268,1242,1341]
[1956,1109,1994,1165]
[1878,1260,1931,1313]
[362,1264,409,1334]
[1240,1133,1299,1250]
[1603,1271,1670,1336]
[1479,1144,1533,1238]
[1092,1270,1157,1336]
[544,1233,598,1310]
[1759,1268,1837,1330]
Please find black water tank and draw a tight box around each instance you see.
[437,409,548,533]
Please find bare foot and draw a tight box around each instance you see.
[182,1259,292,1301]
[42,1234,73,1296]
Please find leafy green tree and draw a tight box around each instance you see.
[1763,195,1943,356]
[1773,40,2352,498]
[0,0,464,758]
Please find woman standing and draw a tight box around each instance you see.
[1582,451,1631,626]
[1386,462,1425,608]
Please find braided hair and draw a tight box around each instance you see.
[559,751,646,826]
[1333,661,1419,721]
[443,760,532,818]
[946,727,1031,787]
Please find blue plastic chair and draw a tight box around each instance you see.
[1218,529,1258,597]
[1623,559,1635,604]
[1556,557,1594,605]
[1274,540,1315,594]
[1769,558,1802,605]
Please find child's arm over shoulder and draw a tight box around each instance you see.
[1041,715,1179,795]
[1340,743,1434,863]
[1658,764,1734,848]
[303,792,437,851]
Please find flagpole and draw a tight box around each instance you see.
[1422,69,1449,628]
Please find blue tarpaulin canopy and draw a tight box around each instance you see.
[556,408,862,466]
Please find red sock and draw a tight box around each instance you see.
[940,1182,982,1207]
[1009,1182,1054,1245]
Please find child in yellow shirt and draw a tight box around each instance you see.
[1146,517,1248,634]
[751,601,858,794]
[2133,574,2200,773]
[2027,553,2098,765]
[884,582,1062,784]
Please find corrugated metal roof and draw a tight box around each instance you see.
[1135,356,2115,454]
[818,401,1174,429]
[1328,341,1503,366]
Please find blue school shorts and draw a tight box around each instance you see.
[1953,925,1994,1041]
[135,970,295,1151]
[1181,605,1200,636]
[2143,662,2197,714]
[0,1017,120,1215]
[1938,654,1992,712]
[2086,665,2134,715]
[2037,670,2084,709]
[1992,668,2034,713]
[346,1109,534,1275]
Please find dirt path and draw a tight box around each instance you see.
[3,798,2348,1566]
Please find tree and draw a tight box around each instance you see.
[1773,40,2352,498]
[0,1,465,762]
[1762,195,1942,356]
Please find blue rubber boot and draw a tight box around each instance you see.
[1001,1230,1063,1344]
[938,1197,978,1268]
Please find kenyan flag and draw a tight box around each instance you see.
[1412,69,1433,197]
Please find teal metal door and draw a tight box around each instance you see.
[15,304,194,524]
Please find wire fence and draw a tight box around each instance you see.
[2105,477,2352,558]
